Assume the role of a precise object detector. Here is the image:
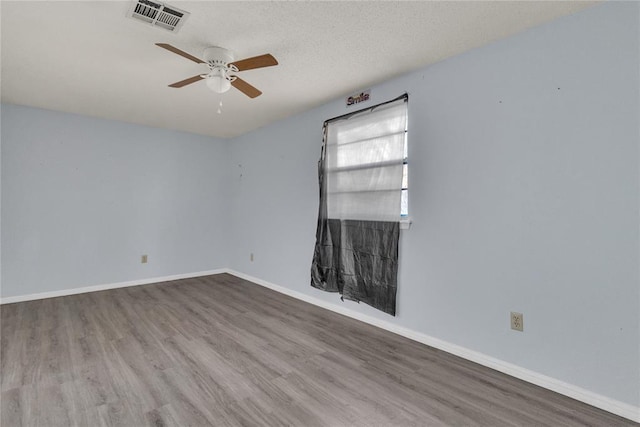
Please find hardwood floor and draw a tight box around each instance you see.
[1,274,636,426]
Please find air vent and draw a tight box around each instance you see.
[128,0,189,32]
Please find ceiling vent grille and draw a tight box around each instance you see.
[128,0,189,32]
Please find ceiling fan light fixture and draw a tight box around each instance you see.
[206,74,231,93]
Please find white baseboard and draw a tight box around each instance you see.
[226,269,640,423]
[0,268,228,304]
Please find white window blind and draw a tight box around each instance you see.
[325,97,408,222]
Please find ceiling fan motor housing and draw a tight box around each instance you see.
[203,47,234,67]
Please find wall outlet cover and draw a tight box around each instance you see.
[511,312,523,331]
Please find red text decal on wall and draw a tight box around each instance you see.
[346,90,371,107]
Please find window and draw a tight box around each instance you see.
[311,94,408,315]
[324,95,408,222]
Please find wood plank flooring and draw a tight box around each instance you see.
[1,273,636,426]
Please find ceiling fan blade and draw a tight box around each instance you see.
[168,75,204,88]
[230,54,278,71]
[231,77,262,98]
[156,43,205,64]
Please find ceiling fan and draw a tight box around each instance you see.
[156,43,278,98]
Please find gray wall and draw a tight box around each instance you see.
[1,105,230,297]
[228,2,639,407]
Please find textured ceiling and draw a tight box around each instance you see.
[1,1,596,138]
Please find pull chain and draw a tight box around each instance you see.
[217,99,223,114]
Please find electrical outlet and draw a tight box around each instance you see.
[510,312,523,331]
[250,253,254,262]
[141,254,148,264]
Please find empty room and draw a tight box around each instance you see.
[1,1,638,426]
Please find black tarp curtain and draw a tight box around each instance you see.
[310,94,407,316]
